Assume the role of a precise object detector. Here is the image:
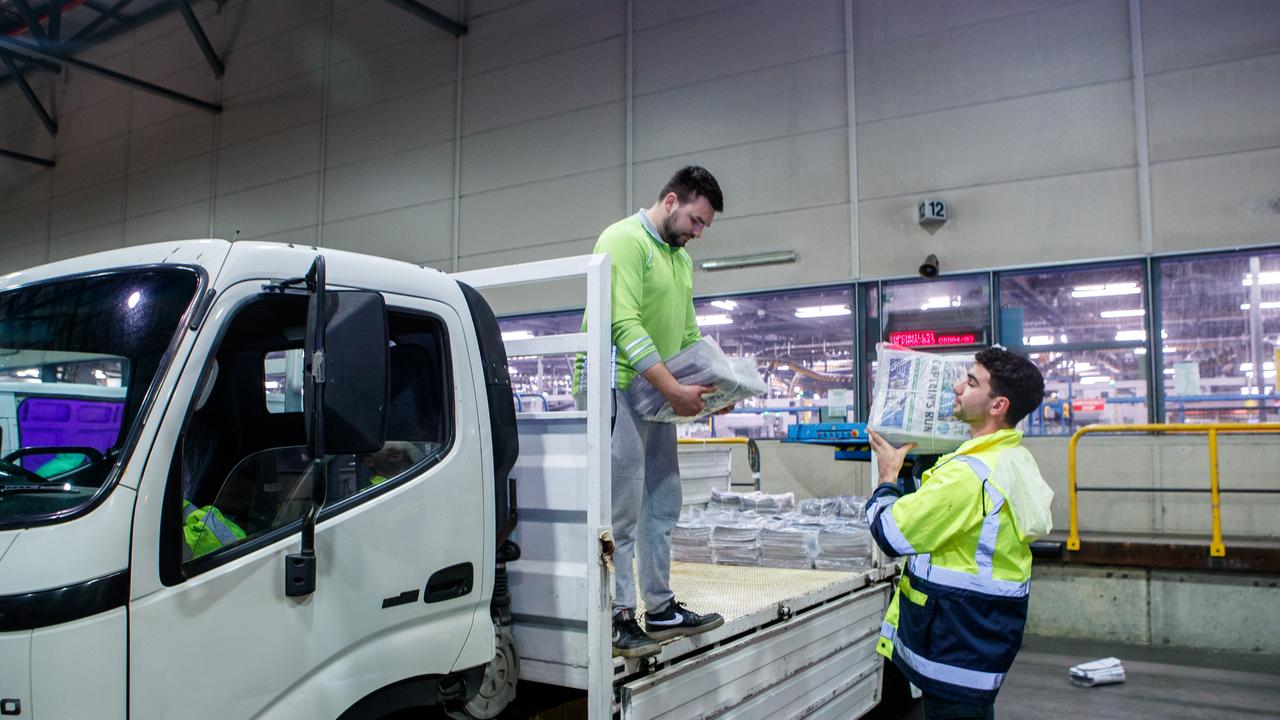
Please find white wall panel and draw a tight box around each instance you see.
[0,93,42,137]
[221,0,327,54]
[632,128,849,220]
[322,199,453,262]
[871,0,1075,42]
[463,0,623,76]
[133,17,225,82]
[327,37,457,117]
[124,201,211,246]
[855,0,1130,123]
[218,71,324,148]
[51,137,129,196]
[212,173,319,241]
[325,83,456,168]
[635,0,844,95]
[0,201,49,248]
[216,122,321,196]
[49,222,124,262]
[461,102,624,194]
[57,52,133,114]
[0,164,52,214]
[323,141,453,222]
[329,0,439,64]
[1151,147,1280,253]
[634,0,753,32]
[127,154,213,219]
[463,37,624,135]
[858,168,1140,278]
[134,0,216,44]
[128,111,214,174]
[635,53,846,161]
[1146,53,1280,163]
[129,66,221,131]
[57,94,130,154]
[690,204,850,296]
[0,240,48,272]
[222,20,328,99]
[858,80,1135,199]
[50,180,126,238]
[1141,0,1280,74]
[459,166,624,256]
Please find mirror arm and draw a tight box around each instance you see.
[285,255,329,598]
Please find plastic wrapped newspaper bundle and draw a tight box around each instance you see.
[672,507,714,563]
[708,512,766,566]
[760,517,821,569]
[627,337,768,423]
[814,519,873,571]
[709,488,795,515]
[868,343,973,454]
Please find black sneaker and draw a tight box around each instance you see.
[644,598,724,641]
[612,609,661,658]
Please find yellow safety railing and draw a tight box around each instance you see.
[1067,423,1280,557]
[678,437,761,491]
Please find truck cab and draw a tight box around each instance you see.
[0,240,518,719]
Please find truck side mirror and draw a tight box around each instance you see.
[307,290,390,454]
[287,256,390,598]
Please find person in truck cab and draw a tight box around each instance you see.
[866,347,1054,719]
[573,166,729,658]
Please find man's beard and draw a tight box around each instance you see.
[660,215,687,247]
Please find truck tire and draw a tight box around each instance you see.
[448,625,518,720]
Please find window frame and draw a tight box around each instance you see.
[162,294,457,583]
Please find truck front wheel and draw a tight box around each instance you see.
[448,624,518,720]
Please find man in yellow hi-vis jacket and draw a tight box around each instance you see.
[866,347,1054,719]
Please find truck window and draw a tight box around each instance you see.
[0,268,201,531]
[172,297,452,567]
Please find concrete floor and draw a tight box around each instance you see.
[897,635,1280,720]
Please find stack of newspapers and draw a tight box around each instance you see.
[868,343,973,454]
[628,337,768,423]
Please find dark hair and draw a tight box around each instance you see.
[659,166,724,212]
[974,347,1045,427]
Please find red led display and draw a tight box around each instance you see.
[888,331,978,348]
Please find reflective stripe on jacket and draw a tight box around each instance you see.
[182,500,247,561]
[865,428,1052,704]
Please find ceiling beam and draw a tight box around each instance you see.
[172,0,223,77]
[0,33,221,113]
[382,0,467,37]
[0,147,55,167]
[0,50,57,135]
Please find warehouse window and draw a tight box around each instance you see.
[1157,249,1280,423]
[498,286,857,437]
[998,262,1149,434]
[690,287,855,438]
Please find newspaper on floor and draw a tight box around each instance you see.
[627,337,768,423]
[867,343,973,454]
[1068,657,1126,687]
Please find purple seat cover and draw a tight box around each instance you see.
[17,397,124,469]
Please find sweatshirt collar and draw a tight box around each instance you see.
[637,210,673,251]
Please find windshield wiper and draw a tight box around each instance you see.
[0,484,79,496]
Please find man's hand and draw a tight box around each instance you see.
[867,430,916,486]
[713,403,735,416]
[664,382,713,417]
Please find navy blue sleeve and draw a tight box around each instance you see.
[865,483,907,557]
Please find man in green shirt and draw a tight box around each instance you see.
[574,166,727,658]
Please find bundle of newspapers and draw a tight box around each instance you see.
[867,343,973,454]
[1068,657,1126,687]
[628,337,768,423]
[672,495,873,570]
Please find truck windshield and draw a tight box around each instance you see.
[0,267,200,528]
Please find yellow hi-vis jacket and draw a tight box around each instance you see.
[865,428,1053,704]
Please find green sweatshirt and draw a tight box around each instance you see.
[573,212,701,392]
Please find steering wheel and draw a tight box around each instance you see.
[2,446,106,482]
[0,457,46,483]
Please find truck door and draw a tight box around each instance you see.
[127,282,487,719]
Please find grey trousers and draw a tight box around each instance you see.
[611,390,682,613]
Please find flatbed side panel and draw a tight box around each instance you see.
[509,415,592,688]
[620,583,889,720]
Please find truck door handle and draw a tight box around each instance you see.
[424,562,474,603]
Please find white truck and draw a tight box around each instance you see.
[0,240,894,719]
